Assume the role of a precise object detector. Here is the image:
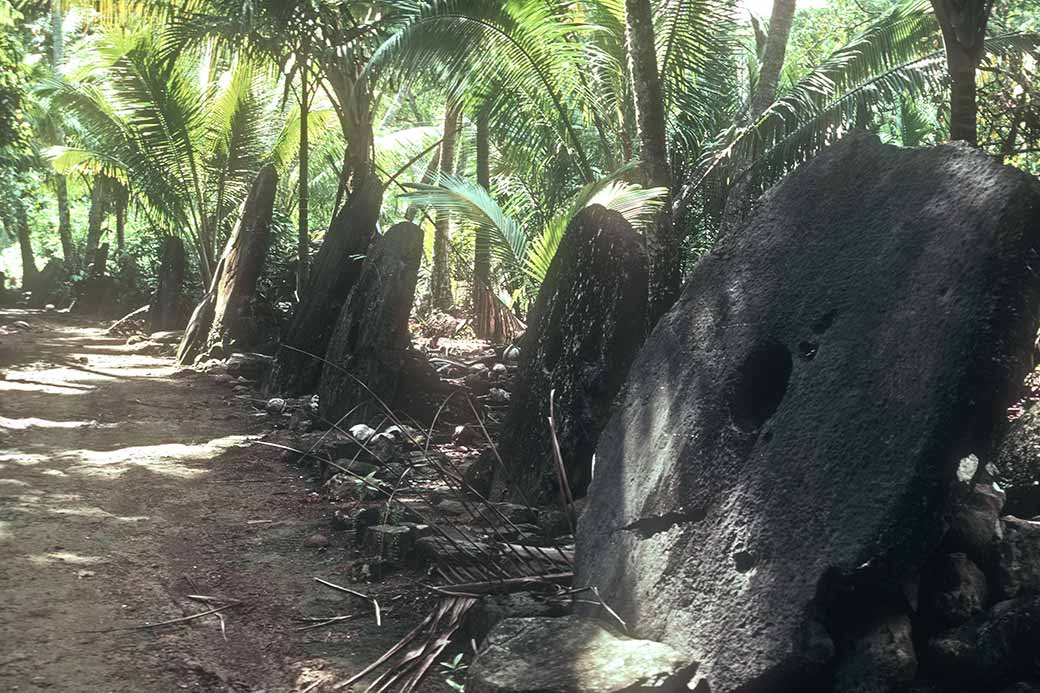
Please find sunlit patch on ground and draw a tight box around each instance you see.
[60,434,257,480]
[0,416,95,430]
[27,551,106,566]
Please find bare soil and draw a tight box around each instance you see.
[0,309,442,693]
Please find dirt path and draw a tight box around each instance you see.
[0,310,435,693]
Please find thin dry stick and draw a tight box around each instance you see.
[81,603,241,633]
[547,388,576,536]
[314,578,382,627]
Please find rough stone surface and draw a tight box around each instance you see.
[318,222,441,426]
[177,165,276,365]
[995,516,1040,599]
[266,172,381,396]
[928,596,1040,686]
[924,553,989,627]
[832,609,917,693]
[576,134,1040,693]
[996,404,1040,517]
[494,205,648,504]
[945,482,1005,557]
[468,616,696,693]
[465,592,571,647]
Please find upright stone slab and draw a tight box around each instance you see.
[576,134,1040,693]
[497,205,648,504]
[266,171,382,395]
[318,222,426,425]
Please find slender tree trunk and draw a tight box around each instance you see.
[625,0,678,328]
[931,0,991,145]
[932,0,991,145]
[51,0,76,272]
[430,101,460,313]
[297,50,310,297]
[115,197,125,253]
[85,176,108,270]
[750,0,797,118]
[15,206,38,288]
[473,109,495,339]
[720,0,797,239]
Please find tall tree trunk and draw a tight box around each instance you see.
[931,0,992,145]
[720,0,797,239]
[178,165,278,365]
[85,176,108,270]
[473,108,495,339]
[51,0,76,272]
[15,205,38,288]
[430,101,460,313]
[297,50,310,297]
[115,196,126,253]
[625,0,678,328]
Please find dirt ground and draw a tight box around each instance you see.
[0,309,444,693]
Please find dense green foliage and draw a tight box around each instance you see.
[0,0,1036,318]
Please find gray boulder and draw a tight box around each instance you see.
[576,134,1040,693]
[996,404,1040,517]
[467,615,695,693]
[924,553,989,627]
[832,609,917,693]
[928,596,1040,685]
[994,516,1040,599]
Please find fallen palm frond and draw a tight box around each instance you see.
[271,344,580,691]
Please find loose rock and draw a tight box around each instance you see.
[467,615,695,693]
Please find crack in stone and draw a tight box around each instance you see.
[621,509,707,539]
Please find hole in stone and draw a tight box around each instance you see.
[730,342,793,432]
[762,430,773,443]
[798,340,818,360]
[734,550,755,572]
[812,310,837,335]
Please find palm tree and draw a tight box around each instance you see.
[624,0,677,327]
[929,0,993,144]
[49,28,289,284]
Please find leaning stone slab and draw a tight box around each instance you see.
[495,205,648,504]
[318,222,434,425]
[576,133,1040,692]
[467,615,695,693]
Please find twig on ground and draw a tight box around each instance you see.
[314,578,382,626]
[80,603,242,633]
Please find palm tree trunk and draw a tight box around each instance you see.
[430,101,460,313]
[115,196,125,253]
[931,0,991,145]
[85,176,107,270]
[297,49,310,297]
[720,0,797,238]
[625,0,678,328]
[51,0,76,271]
[750,0,797,118]
[473,108,494,338]
[15,204,38,288]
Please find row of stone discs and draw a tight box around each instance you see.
[563,134,1040,693]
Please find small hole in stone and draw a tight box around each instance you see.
[812,310,837,335]
[730,342,793,432]
[762,430,773,443]
[798,341,818,360]
[734,551,755,572]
